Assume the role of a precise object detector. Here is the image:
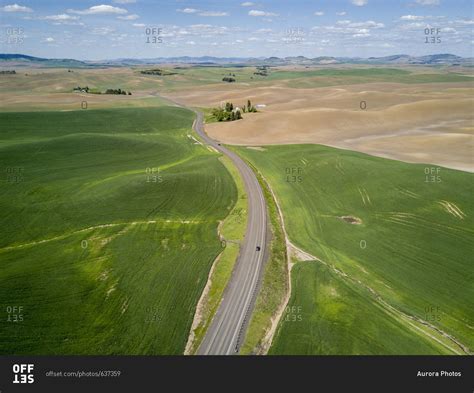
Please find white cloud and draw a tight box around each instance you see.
[2,4,33,12]
[350,20,384,28]
[44,37,55,42]
[336,11,347,16]
[117,14,139,20]
[337,20,384,28]
[177,8,198,14]
[312,18,386,41]
[113,0,136,3]
[454,18,474,25]
[399,22,426,29]
[186,40,196,45]
[400,15,425,20]
[351,0,368,6]
[198,11,229,17]
[314,11,324,16]
[132,23,145,27]
[68,5,128,15]
[248,10,278,17]
[44,14,79,21]
[92,27,115,35]
[190,24,213,29]
[241,2,254,6]
[415,0,440,5]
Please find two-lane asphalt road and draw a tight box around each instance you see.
[190,111,268,355]
[153,93,268,354]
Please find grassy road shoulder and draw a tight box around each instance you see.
[229,151,289,355]
[185,155,248,354]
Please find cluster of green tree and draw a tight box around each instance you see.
[242,99,257,113]
[253,66,269,77]
[72,86,90,93]
[211,100,257,122]
[211,102,242,122]
[105,88,132,95]
[222,76,236,83]
[0,70,16,74]
[140,69,177,76]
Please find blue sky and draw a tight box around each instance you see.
[0,0,472,59]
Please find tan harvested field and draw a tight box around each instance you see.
[166,82,474,172]
[1,65,472,171]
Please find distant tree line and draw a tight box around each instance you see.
[105,88,131,95]
[140,68,177,76]
[73,86,89,93]
[72,86,132,95]
[0,70,16,74]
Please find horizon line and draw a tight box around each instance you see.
[0,52,471,63]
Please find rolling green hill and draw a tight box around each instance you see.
[234,144,473,355]
[0,107,237,354]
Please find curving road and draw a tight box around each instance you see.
[153,93,268,354]
[190,111,268,355]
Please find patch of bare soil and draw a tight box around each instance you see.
[340,216,362,224]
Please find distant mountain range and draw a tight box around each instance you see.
[0,53,97,68]
[0,53,472,68]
